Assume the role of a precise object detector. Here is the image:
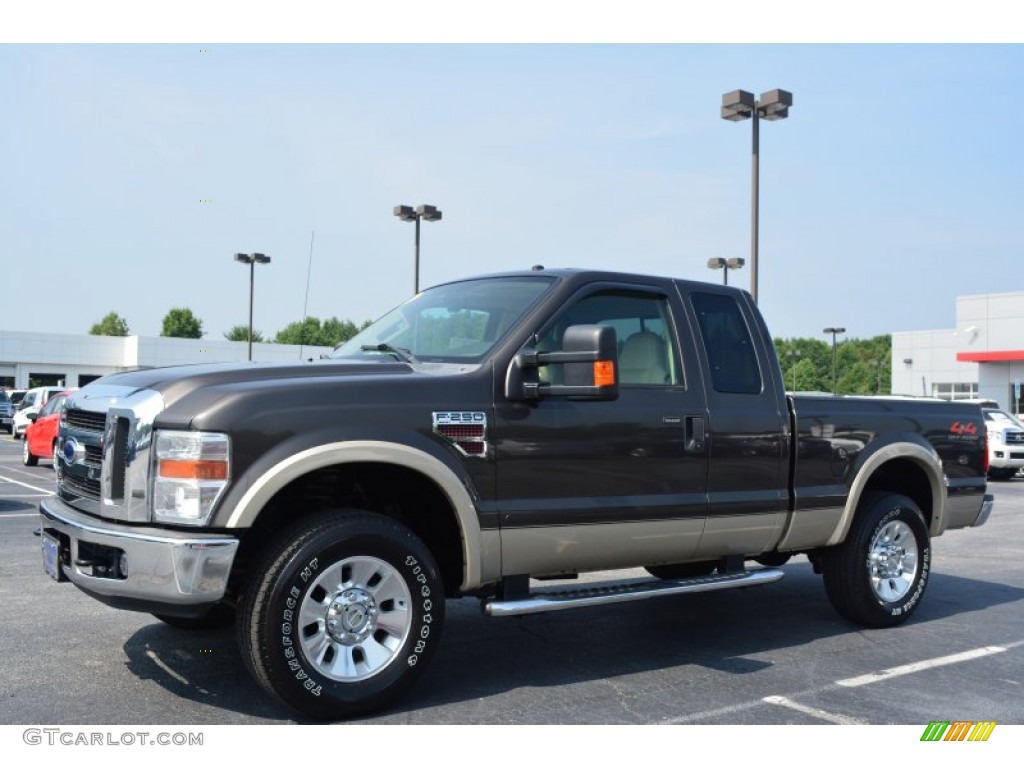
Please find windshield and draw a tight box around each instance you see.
[984,409,1023,427]
[333,276,555,363]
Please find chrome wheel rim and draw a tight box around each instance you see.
[868,519,918,603]
[298,555,412,682]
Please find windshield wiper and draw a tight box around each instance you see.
[360,343,417,364]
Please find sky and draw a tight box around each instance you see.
[2,5,1023,348]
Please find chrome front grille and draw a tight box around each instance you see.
[56,386,165,522]
[65,408,107,433]
[60,470,100,498]
[1005,431,1024,445]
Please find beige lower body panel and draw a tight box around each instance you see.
[691,512,787,558]
[943,493,984,530]
[776,506,845,551]
[500,511,795,576]
[500,518,705,577]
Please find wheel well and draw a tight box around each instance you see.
[232,461,466,597]
[859,457,934,526]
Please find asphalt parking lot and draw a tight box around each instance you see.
[0,434,1021,727]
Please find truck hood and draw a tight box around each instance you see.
[71,359,416,416]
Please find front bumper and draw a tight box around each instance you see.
[39,495,239,612]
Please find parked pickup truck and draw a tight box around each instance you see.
[39,267,993,719]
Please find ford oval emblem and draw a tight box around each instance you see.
[63,438,86,465]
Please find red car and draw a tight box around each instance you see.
[23,389,76,466]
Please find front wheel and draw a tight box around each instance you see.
[820,493,930,628]
[237,510,444,720]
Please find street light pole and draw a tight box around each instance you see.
[706,257,745,286]
[234,252,271,361]
[721,89,793,304]
[394,204,443,294]
[823,326,846,395]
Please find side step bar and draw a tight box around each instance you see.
[483,568,785,617]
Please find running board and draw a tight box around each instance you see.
[483,568,785,617]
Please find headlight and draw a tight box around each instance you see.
[152,430,230,526]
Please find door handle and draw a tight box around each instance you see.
[685,415,705,453]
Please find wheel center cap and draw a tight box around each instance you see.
[326,589,378,643]
[875,544,905,578]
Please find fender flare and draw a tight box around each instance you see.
[223,440,486,590]
[825,441,946,547]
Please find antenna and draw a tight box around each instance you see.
[300,231,314,359]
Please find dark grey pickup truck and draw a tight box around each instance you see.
[39,268,993,719]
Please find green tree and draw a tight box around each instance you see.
[161,307,204,339]
[274,317,371,347]
[224,324,264,343]
[773,335,891,395]
[89,312,130,336]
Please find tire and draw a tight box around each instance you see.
[22,438,37,466]
[237,510,444,720]
[988,468,1014,481]
[820,492,930,628]
[645,560,717,580]
[153,603,236,630]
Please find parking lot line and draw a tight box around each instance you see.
[762,695,866,724]
[835,644,1017,687]
[660,640,1024,725]
[0,474,54,495]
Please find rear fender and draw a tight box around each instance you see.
[826,440,945,546]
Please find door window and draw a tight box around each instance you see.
[536,289,680,386]
[691,292,762,395]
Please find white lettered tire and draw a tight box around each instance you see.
[821,492,931,627]
[237,510,444,719]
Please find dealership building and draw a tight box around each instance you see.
[0,331,332,390]
[892,290,1024,414]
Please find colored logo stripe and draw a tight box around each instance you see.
[920,721,996,742]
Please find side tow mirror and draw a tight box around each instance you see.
[505,324,619,401]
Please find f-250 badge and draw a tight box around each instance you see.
[432,412,487,457]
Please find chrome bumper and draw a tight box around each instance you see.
[39,495,239,607]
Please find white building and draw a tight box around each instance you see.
[0,331,333,390]
[892,291,1024,414]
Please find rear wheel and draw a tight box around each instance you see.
[237,510,444,720]
[821,493,930,627]
[22,438,37,466]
